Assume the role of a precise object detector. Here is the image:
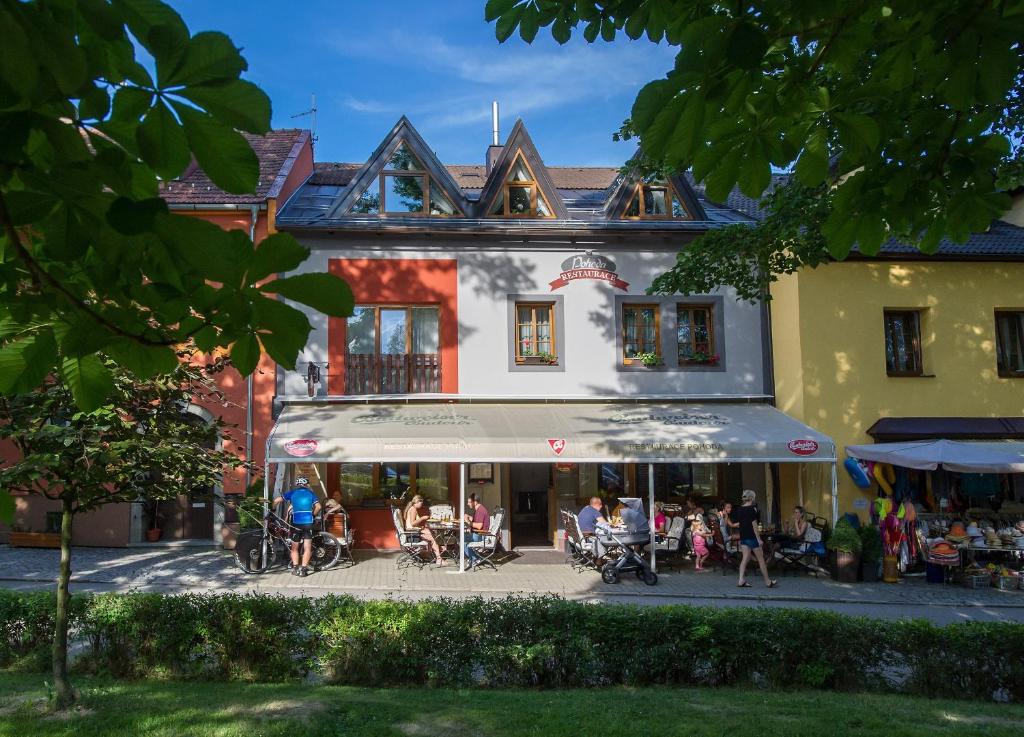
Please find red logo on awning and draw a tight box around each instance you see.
[787,439,819,456]
[548,438,566,456]
[284,439,319,457]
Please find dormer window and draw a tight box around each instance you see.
[348,141,461,216]
[622,178,693,219]
[488,153,553,217]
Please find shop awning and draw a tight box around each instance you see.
[847,439,1024,473]
[267,401,836,464]
[866,417,1024,441]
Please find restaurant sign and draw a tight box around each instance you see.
[549,252,629,292]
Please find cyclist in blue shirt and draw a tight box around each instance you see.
[274,476,321,577]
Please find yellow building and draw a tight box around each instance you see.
[771,203,1024,520]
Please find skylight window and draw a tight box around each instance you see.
[346,140,462,217]
[486,152,554,218]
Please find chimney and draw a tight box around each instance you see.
[486,100,503,173]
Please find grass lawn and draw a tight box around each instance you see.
[2,672,1023,737]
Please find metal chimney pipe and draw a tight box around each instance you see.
[491,101,500,145]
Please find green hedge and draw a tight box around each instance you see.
[1,590,1022,700]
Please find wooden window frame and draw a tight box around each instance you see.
[677,304,716,364]
[349,304,440,356]
[490,153,554,218]
[341,462,450,505]
[372,140,461,218]
[514,302,557,364]
[621,180,693,220]
[995,310,1024,378]
[621,304,661,365]
[883,310,923,377]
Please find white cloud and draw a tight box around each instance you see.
[326,30,674,131]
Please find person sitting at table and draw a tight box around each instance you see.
[784,505,809,539]
[577,497,607,537]
[654,502,667,536]
[718,502,737,539]
[404,494,444,565]
[462,493,491,569]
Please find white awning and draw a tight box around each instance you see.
[267,401,836,464]
[847,439,1024,473]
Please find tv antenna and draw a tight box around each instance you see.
[291,93,318,149]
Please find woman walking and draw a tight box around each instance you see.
[735,489,777,588]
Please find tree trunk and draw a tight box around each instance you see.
[51,497,75,709]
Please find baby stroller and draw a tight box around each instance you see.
[598,498,658,586]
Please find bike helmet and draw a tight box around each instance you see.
[295,476,309,486]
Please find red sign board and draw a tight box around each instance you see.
[284,439,319,457]
[547,438,566,456]
[549,253,629,292]
[787,439,819,456]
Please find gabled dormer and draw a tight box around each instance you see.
[605,157,706,221]
[476,120,567,219]
[325,117,470,219]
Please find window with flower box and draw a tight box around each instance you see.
[677,304,717,365]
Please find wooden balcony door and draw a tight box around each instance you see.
[345,305,441,394]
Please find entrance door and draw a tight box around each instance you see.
[509,464,551,547]
[160,490,215,540]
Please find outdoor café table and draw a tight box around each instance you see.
[426,520,461,560]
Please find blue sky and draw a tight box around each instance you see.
[167,1,676,167]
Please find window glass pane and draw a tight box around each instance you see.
[637,463,717,501]
[535,306,552,353]
[599,463,625,497]
[536,193,552,217]
[508,157,531,181]
[677,309,692,358]
[415,462,448,501]
[383,174,425,213]
[349,187,380,214]
[340,463,375,503]
[489,190,504,215]
[347,307,376,354]
[380,309,408,355]
[509,185,532,214]
[386,142,424,171]
[643,187,669,215]
[640,307,657,352]
[996,313,1024,374]
[411,307,439,354]
[429,185,457,216]
[693,309,711,354]
[380,462,411,501]
[672,194,688,218]
[625,192,640,217]
[623,308,638,356]
[885,311,920,374]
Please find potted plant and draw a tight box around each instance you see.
[826,518,862,583]
[632,352,661,367]
[143,499,164,542]
[859,524,883,582]
[685,351,720,365]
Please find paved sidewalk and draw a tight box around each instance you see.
[2,545,1023,623]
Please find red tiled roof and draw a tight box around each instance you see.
[310,162,621,190]
[160,129,308,205]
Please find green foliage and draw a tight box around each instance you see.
[0,0,354,411]
[2,591,1024,700]
[0,352,253,517]
[859,524,884,562]
[650,180,832,301]
[489,1,1023,259]
[826,518,863,554]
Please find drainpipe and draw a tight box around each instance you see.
[245,204,258,488]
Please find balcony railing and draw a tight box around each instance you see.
[344,353,441,395]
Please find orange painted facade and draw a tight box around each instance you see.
[325,257,460,548]
[326,257,459,395]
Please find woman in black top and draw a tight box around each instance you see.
[736,489,777,588]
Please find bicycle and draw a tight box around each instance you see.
[234,510,342,574]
